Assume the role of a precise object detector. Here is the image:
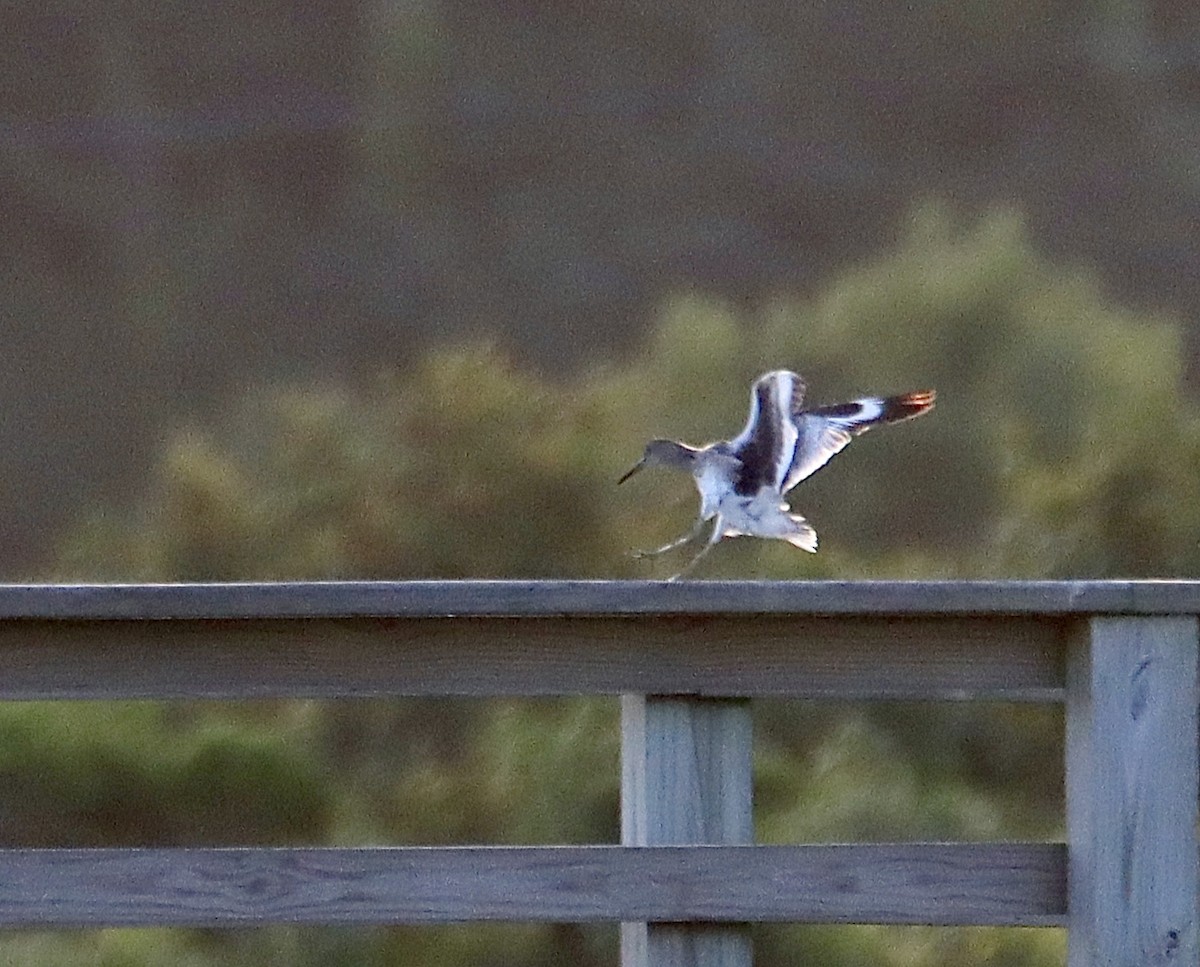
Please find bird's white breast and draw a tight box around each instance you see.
[693,456,737,520]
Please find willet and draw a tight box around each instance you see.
[618,370,935,578]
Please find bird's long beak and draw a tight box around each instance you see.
[617,459,645,485]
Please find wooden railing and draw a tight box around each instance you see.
[0,580,1196,967]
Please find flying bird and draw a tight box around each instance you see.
[618,370,935,578]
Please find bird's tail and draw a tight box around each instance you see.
[783,514,818,553]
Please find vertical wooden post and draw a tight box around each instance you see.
[620,694,754,967]
[1066,616,1199,967]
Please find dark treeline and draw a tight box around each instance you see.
[4,0,1200,569]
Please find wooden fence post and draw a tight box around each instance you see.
[1066,616,1199,966]
[620,694,754,967]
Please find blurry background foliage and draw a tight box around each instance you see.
[57,204,1200,584]
[7,0,1200,963]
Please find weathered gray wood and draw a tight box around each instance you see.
[0,844,1066,927]
[1066,616,1199,967]
[0,615,1064,700]
[621,697,755,967]
[620,699,754,845]
[0,580,1197,618]
[1,582,1197,953]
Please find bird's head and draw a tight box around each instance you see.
[617,439,695,484]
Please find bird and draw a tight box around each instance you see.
[618,370,935,578]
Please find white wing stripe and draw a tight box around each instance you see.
[771,373,800,491]
[784,418,854,491]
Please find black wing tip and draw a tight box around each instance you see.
[753,370,807,411]
[883,389,936,421]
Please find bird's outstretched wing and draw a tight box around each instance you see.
[727,370,806,495]
[782,389,935,492]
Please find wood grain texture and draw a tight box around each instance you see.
[0,615,1065,700]
[621,698,754,966]
[621,698,754,847]
[0,580,1196,618]
[1066,617,1199,967]
[0,844,1066,928]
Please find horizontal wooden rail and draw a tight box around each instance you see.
[4,581,1196,700]
[0,580,1196,618]
[0,614,1065,700]
[0,844,1066,928]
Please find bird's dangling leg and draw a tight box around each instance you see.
[631,516,707,559]
[666,518,725,581]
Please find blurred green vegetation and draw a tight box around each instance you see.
[11,207,1199,964]
[55,204,1200,584]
